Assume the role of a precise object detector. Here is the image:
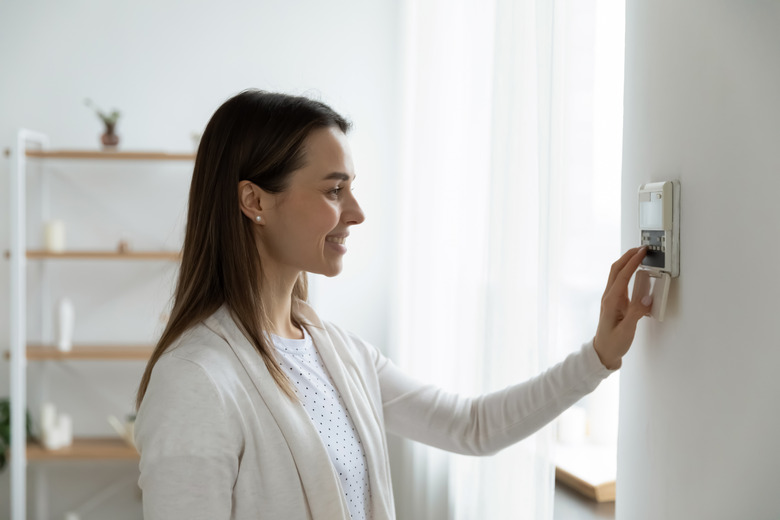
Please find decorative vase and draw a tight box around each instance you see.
[101,123,119,149]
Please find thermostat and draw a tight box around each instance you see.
[638,180,680,321]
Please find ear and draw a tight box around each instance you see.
[237,180,266,222]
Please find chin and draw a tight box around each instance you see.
[325,263,345,277]
[310,263,344,278]
[322,267,344,278]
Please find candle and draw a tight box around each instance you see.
[58,414,73,447]
[40,405,74,450]
[41,403,61,450]
[44,220,66,252]
[40,403,57,435]
[56,298,75,352]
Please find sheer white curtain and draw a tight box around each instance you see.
[390,0,624,518]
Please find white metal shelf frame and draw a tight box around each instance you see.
[10,129,49,520]
[8,131,191,520]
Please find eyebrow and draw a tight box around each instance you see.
[322,172,355,182]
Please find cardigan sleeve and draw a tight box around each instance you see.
[134,353,243,520]
[375,341,614,456]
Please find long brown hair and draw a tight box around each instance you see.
[136,90,351,408]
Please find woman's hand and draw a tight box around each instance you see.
[593,247,652,370]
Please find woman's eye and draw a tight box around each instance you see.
[327,187,342,198]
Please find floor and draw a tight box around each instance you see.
[553,483,615,520]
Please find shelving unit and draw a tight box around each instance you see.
[25,149,194,161]
[26,438,138,461]
[7,130,193,520]
[555,466,616,503]
[554,442,617,503]
[4,345,155,361]
[6,250,181,260]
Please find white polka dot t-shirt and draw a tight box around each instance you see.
[272,328,372,520]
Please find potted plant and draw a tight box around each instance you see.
[0,398,33,472]
[84,98,121,149]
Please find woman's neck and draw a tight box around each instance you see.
[261,270,303,340]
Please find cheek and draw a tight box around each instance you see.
[289,204,338,244]
[273,197,341,247]
[310,203,341,231]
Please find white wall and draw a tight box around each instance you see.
[0,1,400,517]
[618,1,780,519]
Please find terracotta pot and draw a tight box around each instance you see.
[101,124,119,149]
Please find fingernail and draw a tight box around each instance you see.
[641,295,653,306]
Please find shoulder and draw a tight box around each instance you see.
[320,319,365,347]
[142,308,253,414]
[160,323,240,389]
[140,327,230,412]
[135,317,247,450]
[316,318,383,364]
[296,300,390,371]
[296,299,374,348]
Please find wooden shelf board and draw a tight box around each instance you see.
[554,442,617,503]
[555,466,615,502]
[26,437,138,460]
[26,149,194,161]
[3,345,154,361]
[3,250,181,260]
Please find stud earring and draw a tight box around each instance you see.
[255,215,262,223]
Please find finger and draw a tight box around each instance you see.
[630,269,653,315]
[613,247,647,289]
[617,270,652,330]
[625,295,651,326]
[606,247,643,290]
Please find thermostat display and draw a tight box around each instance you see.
[638,180,680,321]
[639,192,664,229]
[638,181,680,278]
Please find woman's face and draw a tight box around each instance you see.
[257,126,365,279]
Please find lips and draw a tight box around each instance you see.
[325,235,347,245]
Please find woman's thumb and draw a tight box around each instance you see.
[632,269,653,316]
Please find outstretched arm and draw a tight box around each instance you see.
[378,341,613,456]
[378,247,650,455]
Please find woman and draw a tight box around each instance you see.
[134,90,650,520]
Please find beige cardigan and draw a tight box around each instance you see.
[135,302,613,519]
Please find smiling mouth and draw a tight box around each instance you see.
[326,236,346,245]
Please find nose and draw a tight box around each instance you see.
[343,190,366,226]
